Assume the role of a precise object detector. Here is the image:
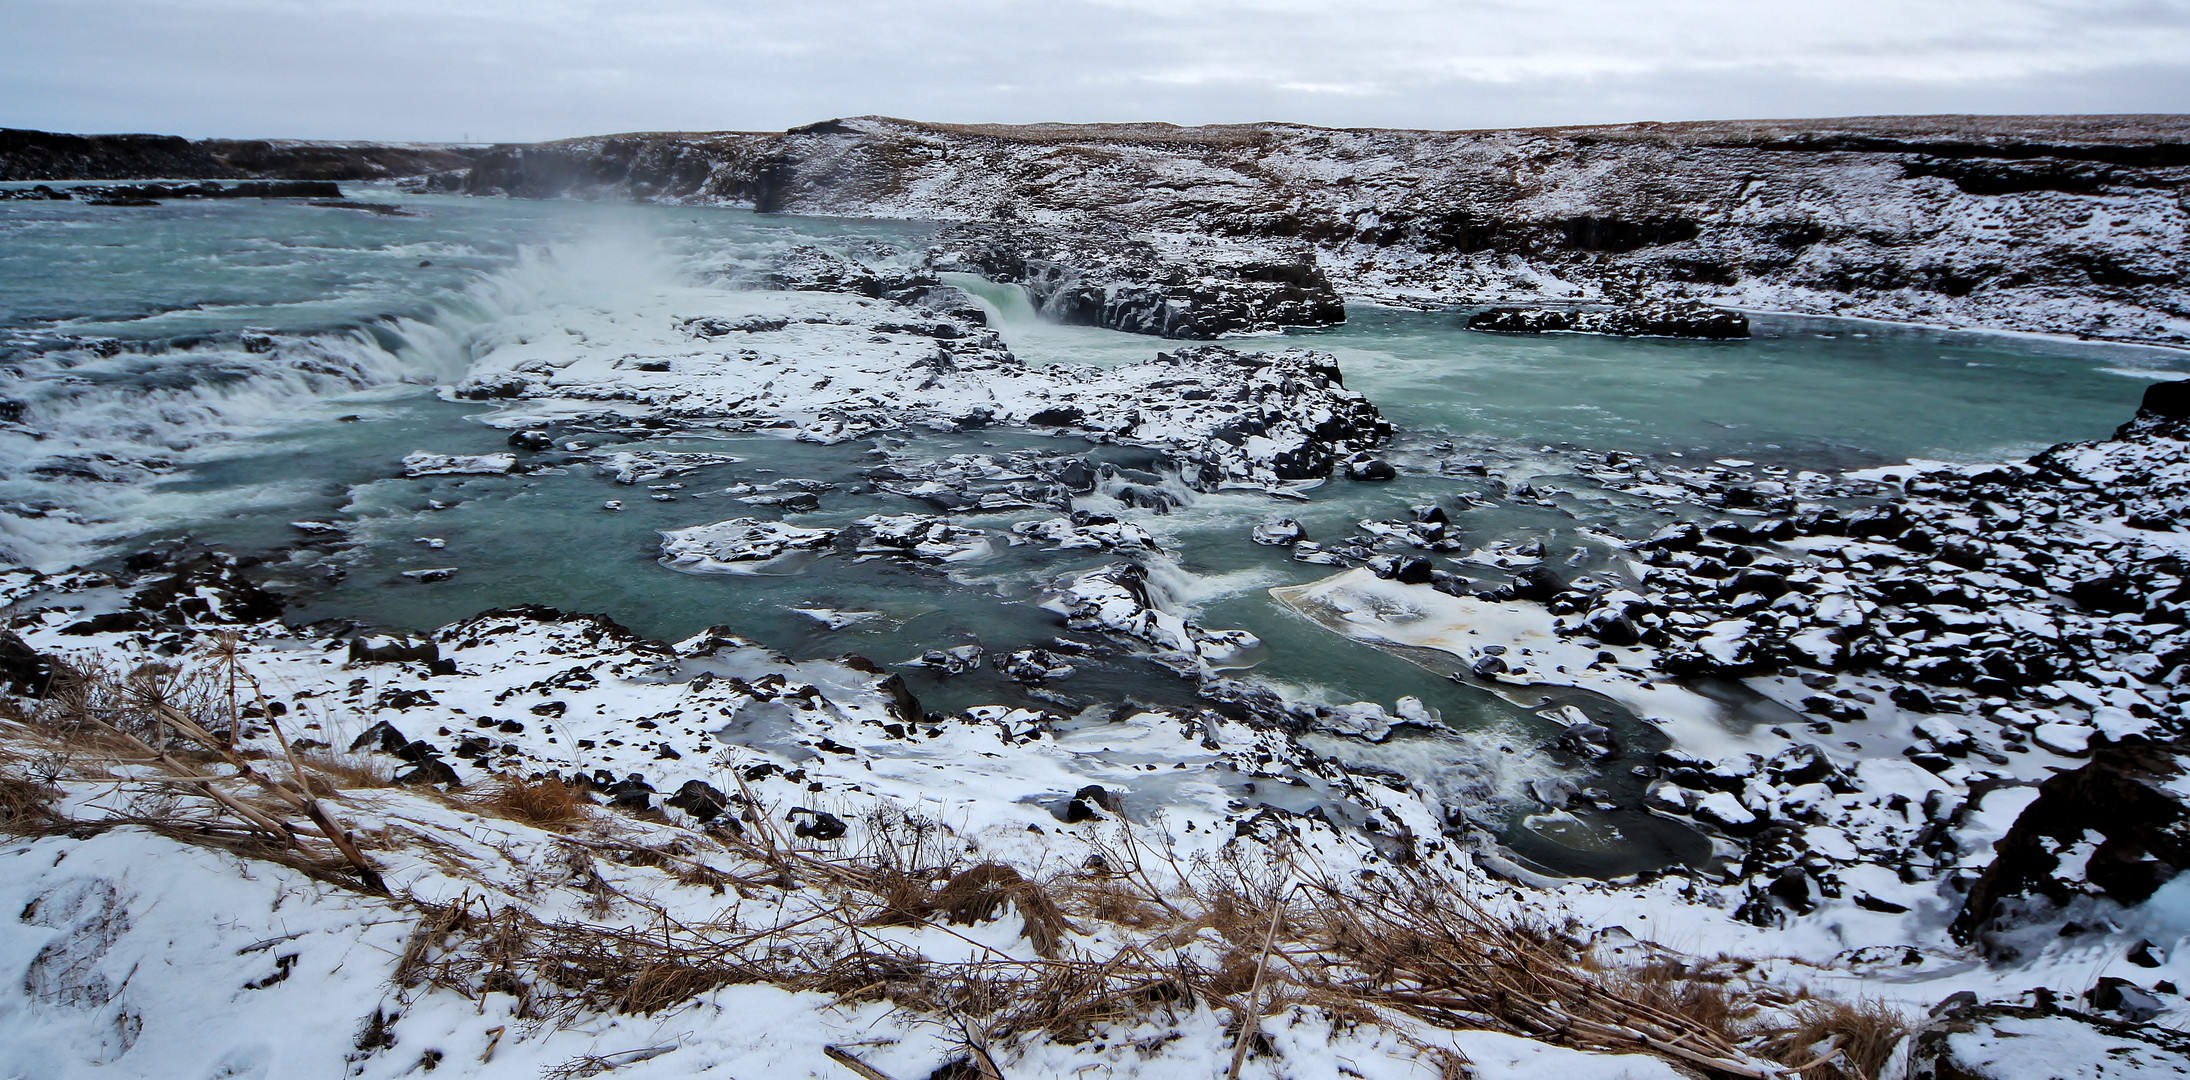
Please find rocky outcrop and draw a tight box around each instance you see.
[929,224,1344,339]
[1613,389,2190,925]
[452,114,2190,345]
[1045,562,1261,669]
[1465,303,1749,339]
[743,245,992,325]
[445,277,1385,488]
[2119,376,2190,439]
[0,128,483,182]
[0,180,348,204]
[67,180,344,205]
[1953,741,2190,945]
[457,132,772,203]
[1905,998,2190,1079]
[24,116,2185,342]
[1589,392,2190,712]
[0,630,62,697]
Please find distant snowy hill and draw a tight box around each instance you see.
[450,114,2190,346]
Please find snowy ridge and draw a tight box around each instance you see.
[450,115,2190,346]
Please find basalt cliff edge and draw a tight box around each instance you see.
[438,114,2190,345]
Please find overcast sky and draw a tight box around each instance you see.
[5,0,2188,142]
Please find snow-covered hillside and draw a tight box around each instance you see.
[451,114,2190,346]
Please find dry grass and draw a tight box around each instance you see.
[0,770,60,834]
[479,774,586,827]
[294,749,394,790]
[1596,957,1759,1047]
[865,862,1076,960]
[1753,998,1912,1080]
[1290,877,1800,1078]
[1050,873,1168,930]
[379,812,1855,1077]
[2,644,389,893]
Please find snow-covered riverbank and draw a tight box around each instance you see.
[5,373,2189,1078]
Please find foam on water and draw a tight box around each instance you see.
[0,190,949,570]
[0,214,901,570]
[940,272,1168,369]
[0,329,448,569]
[1138,553,1290,619]
[1300,725,1572,821]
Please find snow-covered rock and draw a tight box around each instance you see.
[929,222,1344,339]
[657,518,839,575]
[1046,562,1262,669]
[854,513,996,562]
[442,282,1386,489]
[1905,1000,2190,1079]
[1466,303,1749,339]
[1010,513,1161,552]
[400,451,517,477]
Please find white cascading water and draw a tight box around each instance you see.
[0,232,699,572]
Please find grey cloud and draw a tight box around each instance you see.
[1,0,2184,140]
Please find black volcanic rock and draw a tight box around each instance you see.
[748,245,990,324]
[2118,378,2190,438]
[928,224,1345,340]
[2,127,482,182]
[1954,741,2190,948]
[68,180,344,203]
[1466,303,1750,339]
[0,631,64,697]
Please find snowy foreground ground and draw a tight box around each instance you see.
[4,271,2190,1079]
